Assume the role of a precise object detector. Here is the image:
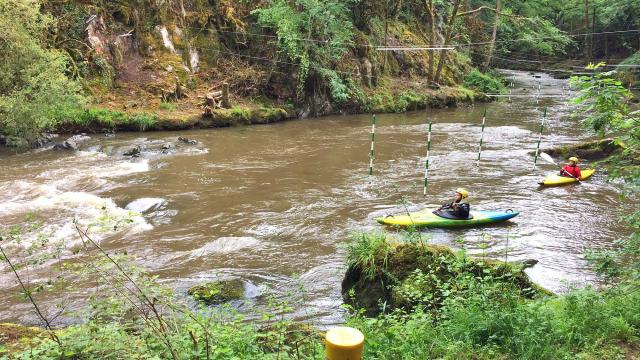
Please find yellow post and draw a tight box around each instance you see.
[325,327,364,360]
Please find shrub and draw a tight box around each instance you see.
[463,69,507,95]
[0,0,86,143]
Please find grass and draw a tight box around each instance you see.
[344,232,395,280]
[347,286,640,359]
[71,108,158,131]
[159,101,177,111]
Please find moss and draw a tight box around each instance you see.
[342,241,546,316]
[250,107,289,124]
[188,279,245,305]
[541,138,623,161]
[0,323,48,355]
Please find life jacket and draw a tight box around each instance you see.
[433,202,472,220]
[561,164,581,179]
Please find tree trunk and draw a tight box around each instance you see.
[482,0,501,71]
[383,0,389,72]
[434,0,462,84]
[426,0,435,83]
[393,0,403,20]
[591,6,596,61]
[583,0,590,62]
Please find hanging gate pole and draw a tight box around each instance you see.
[368,114,377,175]
[423,121,432,196]
[532,107,547,170]
[477,108,487,167]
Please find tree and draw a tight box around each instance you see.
[0,0,85,145]
[571,63,640,282]
[252,0,354,103]
[482,0,501,70]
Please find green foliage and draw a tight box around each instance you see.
[75,108,158,131]
[463,69,507,94]
[349,285,640,359]
[570,63,640,284]
[496,14,573,57]
[0,0,86,143]
[252,0,354,98]
[345,232,393,280]
[230,106,252,122]
[570,63,634,136]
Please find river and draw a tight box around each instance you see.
[0,70,631,327]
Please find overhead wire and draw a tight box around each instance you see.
[180,25,640,52]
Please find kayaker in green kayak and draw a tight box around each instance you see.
[433,188,471,220]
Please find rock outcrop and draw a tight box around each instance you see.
[187,279,245,305]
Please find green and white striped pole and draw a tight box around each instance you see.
[509,79,513,102]
[368,114,377,176]
[423,121,432,196]
[532,107,547,170]
[477,108,487,167]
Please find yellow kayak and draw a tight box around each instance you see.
[539,169,596,186]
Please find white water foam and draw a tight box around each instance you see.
[0,152,153,254]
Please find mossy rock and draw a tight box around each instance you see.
[541,138,622,161]
[250,107,289,124]
[342,242,546,316]
[188,279,245,305]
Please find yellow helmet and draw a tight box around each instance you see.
[456,188,469,199]
[568,156,579,163]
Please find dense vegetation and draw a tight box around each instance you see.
[0,0,86,145]
[1,0,617,145]
[2,0,638,144]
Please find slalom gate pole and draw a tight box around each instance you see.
[532,107,547,170]
[536,81,541,104]
[477,108,487,167]
[423,121,432,196]
[509,79,513,102]
[368,114,377,176]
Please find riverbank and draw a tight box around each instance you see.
[0,82,480,149]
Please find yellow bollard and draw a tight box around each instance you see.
[325,327,364,360]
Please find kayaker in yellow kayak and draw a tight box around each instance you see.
[433,188,471,220]
[560,156,582,180]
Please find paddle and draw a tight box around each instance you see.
[539,152,581,181]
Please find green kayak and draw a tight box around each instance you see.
[377,209,519,229]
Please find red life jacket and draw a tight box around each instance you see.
[561,164,581,179]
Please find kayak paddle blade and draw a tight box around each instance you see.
[539,152,557,165]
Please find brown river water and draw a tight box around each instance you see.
[0,70,632,327]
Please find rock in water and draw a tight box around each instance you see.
[53,139,78,151]
[32,133,57,148]
[123,145,142,157]
[125,198,166,214]
[52,134,91,151]
[178,137,198,145]
[188,279,245,305]
[67,134,91,143]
